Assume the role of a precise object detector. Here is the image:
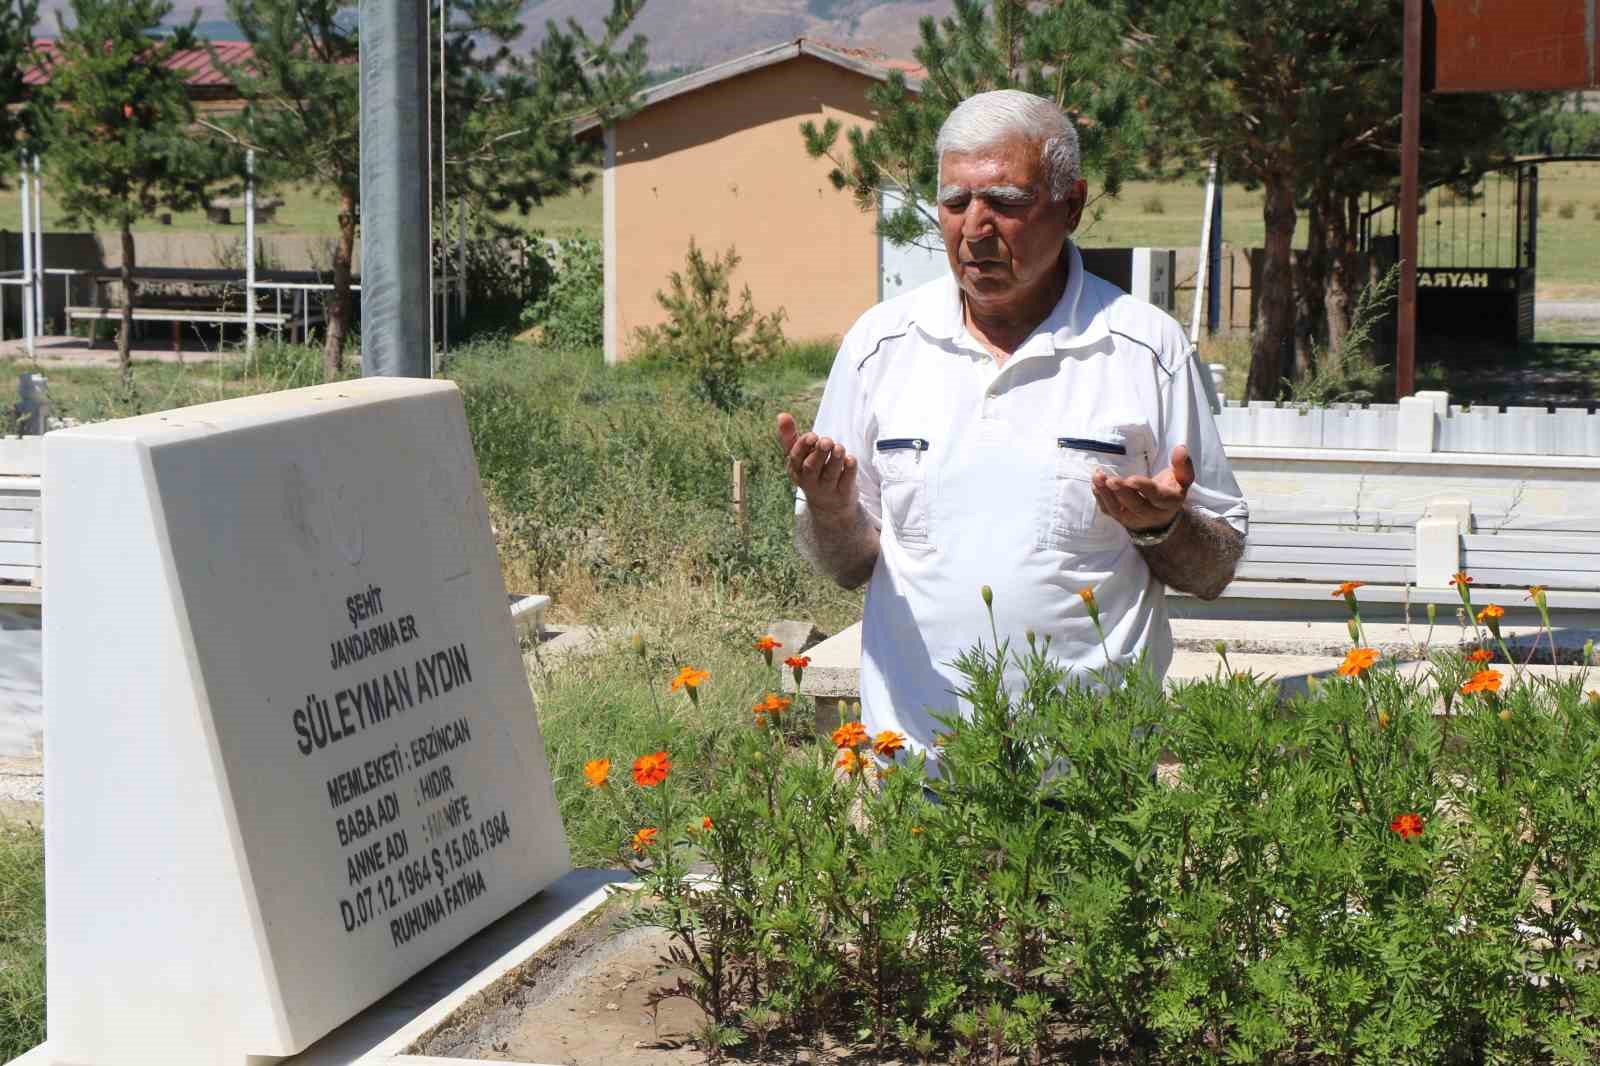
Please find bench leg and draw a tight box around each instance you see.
[173,320,181,355]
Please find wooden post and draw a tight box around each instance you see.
[1397,0,1422,399]
[731,459,746,533]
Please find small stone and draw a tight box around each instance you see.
[606,1001,620,1011]
[612,981,629,991]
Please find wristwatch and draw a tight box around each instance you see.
[1128,510,1182,548]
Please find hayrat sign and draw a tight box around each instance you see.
[1396,0,1597,397]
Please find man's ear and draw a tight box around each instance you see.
[1062,178,1089,235]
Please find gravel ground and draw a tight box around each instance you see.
[0,756,43,815]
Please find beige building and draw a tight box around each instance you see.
[582,40,922,363]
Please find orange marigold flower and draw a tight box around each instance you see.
[632,750,672,787]
[1389,813,1425,840]
[582,757,610,789]
[911,825,923,836]
[753,635,781,666]
[1338,647,1380,677]
[1332,581,1365,599]
[1476,604,1505,624]
[784,655,811,670]
[1079,587,1096,608]
[668,666,710,693]
[701,816,713,831]
[835,748,862,776]
[832,721,869,749]
[871,730,907,757]
[630,827,658,853]
[1466,648,1494,664]
[1451,572,1473,587]
[753,693,791,718]
[1461,669,1503,695]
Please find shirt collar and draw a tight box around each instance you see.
[909,242,1107,355]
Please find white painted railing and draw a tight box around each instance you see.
[1216,390,1600,456]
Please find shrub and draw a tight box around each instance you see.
[633,240,786,411]
[446,225,556,340]
[1558,200,1578,220]
[1140,193,1166,215]
[520,235,603,350]
[602,583,1600,1063]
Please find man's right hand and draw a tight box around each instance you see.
[777,412,858,516]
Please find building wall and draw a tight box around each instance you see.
[609,56,884,361]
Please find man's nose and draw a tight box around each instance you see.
[962,197,996,241]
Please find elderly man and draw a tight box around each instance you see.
[776,90,1247,754]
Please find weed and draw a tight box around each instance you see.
[1140,193,1166,215]
[1558,200,1578,219]
[0,822,44,1060]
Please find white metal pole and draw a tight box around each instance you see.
[438,0,448,360]
[1190,155,1218,346]
[31,154,44,335]
[19,155,35,358]
[245,149,257,364]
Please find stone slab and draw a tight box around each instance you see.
[39,379,569,1066]
[8,868,625,1066]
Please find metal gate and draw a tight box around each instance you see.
[1361,159,1542,343]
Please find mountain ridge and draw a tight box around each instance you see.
[34,0,941,70]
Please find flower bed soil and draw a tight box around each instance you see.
[409,900,928,1065]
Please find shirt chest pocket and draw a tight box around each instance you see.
[1038,422,1153,552]
[874,437,934,550]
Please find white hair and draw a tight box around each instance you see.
[935,90,1081,202]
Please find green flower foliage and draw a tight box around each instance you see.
[800,0,1142,249]
[520,235,602,351]
[610,606,1600,1063]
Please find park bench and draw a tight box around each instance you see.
[204,194,284,226]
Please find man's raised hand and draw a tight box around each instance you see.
[1091,444,1195,533]
[777,412,858,516]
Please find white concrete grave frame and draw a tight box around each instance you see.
[38,379,569,1066]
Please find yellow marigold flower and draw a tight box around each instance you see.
[1461,669,1503,695]
[1338,647,1380,677]
[871,730,907,757]
[832,721,869,750]
[1476,604,1505,624]
[1526,585,1548,606]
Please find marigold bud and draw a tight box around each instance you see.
[1347,618,1361,644]
[1213,639,1227,658]
[980,584,993,609]
[1426,603,1437,626]
[1586,639,1596,665]
[631,633,646,660]
[1377,710,1389,730]
[1499,707,1512,722]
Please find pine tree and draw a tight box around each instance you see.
[1123,0,1538,398]
[801,0,1143,250]
[220,0,649,380]
[42,0,232,383]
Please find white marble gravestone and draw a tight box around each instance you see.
[41,379,569,1065]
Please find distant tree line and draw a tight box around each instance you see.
[805,0,1558,401]
[0,0,651,382]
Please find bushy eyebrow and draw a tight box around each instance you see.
[937,183,1038,206]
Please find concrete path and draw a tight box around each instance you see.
[0,335,244,367]
[1536,300,1600,322]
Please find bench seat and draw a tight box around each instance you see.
[66,306,295,326]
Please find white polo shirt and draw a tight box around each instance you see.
[799,243,1248,759]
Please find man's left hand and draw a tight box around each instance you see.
[1091,445,1194,534]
